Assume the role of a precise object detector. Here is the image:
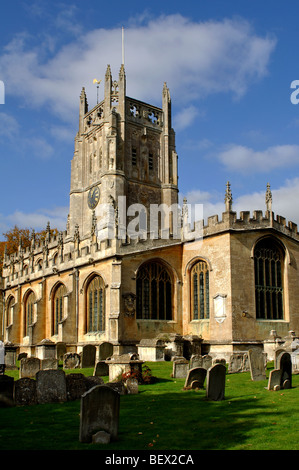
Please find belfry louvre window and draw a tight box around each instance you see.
[132,147,137,166]
[136,261,172,320]
[191,261,209,320]
[25,291,36,336]
[86,276,105,332]
[254,238,284,320]
[53,284,67,335]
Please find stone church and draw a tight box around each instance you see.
[1,63,299,362]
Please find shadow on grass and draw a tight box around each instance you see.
[1,365,298,451]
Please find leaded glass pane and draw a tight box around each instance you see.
[136,261,172,320]
[190,261,209,320]
[254,238,284,320]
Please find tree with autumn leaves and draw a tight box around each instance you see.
[0,225,58,274]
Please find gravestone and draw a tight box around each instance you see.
[248,349,267,381]
[14,378,37,405]
[202,355,213,370]
[278,352,292,389]
[63,352,81,369]
[267,369,282,391]
[106,382,127,395]
[206,363,226,401]
[41,358,59,370]
[99,342,113,360]
[56,342,67,361]
[172,358,189,378]
[81,345,96,368]
[0,341,5,375]
[184,367,207,389]
[66,373,88,401]
[79,385,120,443]
[20,357,41,378]
[0,375,14,407]
[189,354,202,369]
[17,352,27,361]
[4,343,17,370]
[126,377,138,394]
[94,360,109,377]
[36,369,67,404]
[274,348,285,369]
[291,349,299,372]
[85,376,105,391]
[228,352,249,373]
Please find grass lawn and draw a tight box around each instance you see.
[0,361,298,451]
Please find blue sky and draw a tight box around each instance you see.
[1,0,299,237]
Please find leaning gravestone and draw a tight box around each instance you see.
[267,369,282,391]
[94,360,109,377]
[81,345,96,368]
[36,369,67,404]
[79,385,120,443]
[184,367,207,389]
[278,352,292,389]
[14,378,37,406]
[20,357,41,378]
[206,363,226,401]
[248,349,266,381]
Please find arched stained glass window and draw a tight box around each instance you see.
[25,291,36,336]
[52,284,67,335]
[136,261,173,320]
[86,275,105,333]
[254,238,284,320]
[190,261,209,320]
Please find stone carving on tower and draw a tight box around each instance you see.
[224,181,233,212]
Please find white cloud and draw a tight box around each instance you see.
[0,112,19,139]
[173,105,199,131]
[0,15,276,123]
[217,144,299,173]
[0,206,69,236]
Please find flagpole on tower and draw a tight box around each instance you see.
[93,78,101,104]
[122,26,125,66]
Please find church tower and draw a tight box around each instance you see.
[68,64,178,241]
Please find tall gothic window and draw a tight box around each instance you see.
[6,296,15,327]
[254,238,284,320]
[136,261,173,320]
[86,275,105,333]
[25,291,36,336]
[190,260,209,320]
[52,284,67,335]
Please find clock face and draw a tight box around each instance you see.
[88,186,100,209]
